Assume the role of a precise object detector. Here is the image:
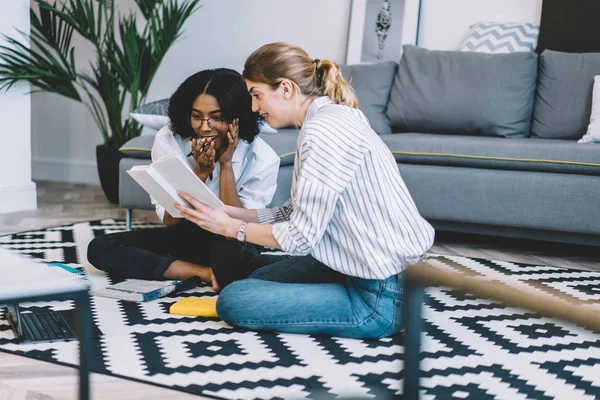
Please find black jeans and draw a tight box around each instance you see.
[87,220,274,288]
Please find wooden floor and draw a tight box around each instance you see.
[0,181,599,399]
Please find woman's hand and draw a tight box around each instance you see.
[191,137,216,181]
[175,191,238,237]
[218,118,239,166]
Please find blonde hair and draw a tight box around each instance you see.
[243,42,358,108]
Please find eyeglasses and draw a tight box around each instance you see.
[189,115,227,130]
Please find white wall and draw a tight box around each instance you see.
[0,0,37,213]
[31,0,352,184]
[418,0,543,50]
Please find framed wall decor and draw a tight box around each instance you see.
[346,0,422,64]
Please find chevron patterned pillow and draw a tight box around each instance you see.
[459,22,539,54]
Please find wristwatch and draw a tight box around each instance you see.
[236,220,248,242]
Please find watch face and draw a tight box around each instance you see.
[236,221,247,242]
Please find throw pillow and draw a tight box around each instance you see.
[340,61,397,135]
[386,45,538,137]
[531,50,600,140]
[130,99,169,130]
[459,22,539,54]
[579,76,600,143]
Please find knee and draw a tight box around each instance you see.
[216,281,246,327]
[86,235,114,271]
[247,268,266,281]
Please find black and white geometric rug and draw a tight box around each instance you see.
[1,219,600,399]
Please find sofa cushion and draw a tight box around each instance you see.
[340,61,397,135]
[531,50,600,140]
[386,45,538,138]
[119,135,156,159]
[383,133,600,176]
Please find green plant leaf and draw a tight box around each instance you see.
[81,59,128,146]
[35,0,101,46]
[0,32,80,100]
[134,0,161,20]
[32,1,75,56]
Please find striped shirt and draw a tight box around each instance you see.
[256,96,435,280]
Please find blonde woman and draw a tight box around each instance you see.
[176,42,435,339]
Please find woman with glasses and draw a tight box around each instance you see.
[87,68,280,290]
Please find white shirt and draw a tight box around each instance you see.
[151,125,280,221]
[257,97,435,280]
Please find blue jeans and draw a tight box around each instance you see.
[216,255,403,339]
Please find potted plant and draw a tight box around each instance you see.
[0,0,201,203]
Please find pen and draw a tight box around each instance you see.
[186,137,214,157]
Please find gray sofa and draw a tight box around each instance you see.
[119,45,600,245]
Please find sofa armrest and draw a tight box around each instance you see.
[119,157,155,210]
[119,135,155,159]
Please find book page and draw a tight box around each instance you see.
[152,152,224,209]
[127,166,184,218]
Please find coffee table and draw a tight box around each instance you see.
[0,248,93,400]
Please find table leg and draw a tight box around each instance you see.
[74,292,92,400]
[403,281,425,400]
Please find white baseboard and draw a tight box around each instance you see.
[33,157,99,185]
[0,181,37,214]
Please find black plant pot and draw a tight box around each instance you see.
[96,144,125,204]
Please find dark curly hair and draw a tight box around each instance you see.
[167,68,262,143]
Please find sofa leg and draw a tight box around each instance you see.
[126,209,133,231]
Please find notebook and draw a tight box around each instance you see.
[93,276,202,302]
[127,151,224,217]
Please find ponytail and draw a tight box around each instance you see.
[314,59,358,108]
[243,42,358,108]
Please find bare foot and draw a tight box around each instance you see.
[210,271,220,292]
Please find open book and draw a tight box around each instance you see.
[127,151,224,217]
